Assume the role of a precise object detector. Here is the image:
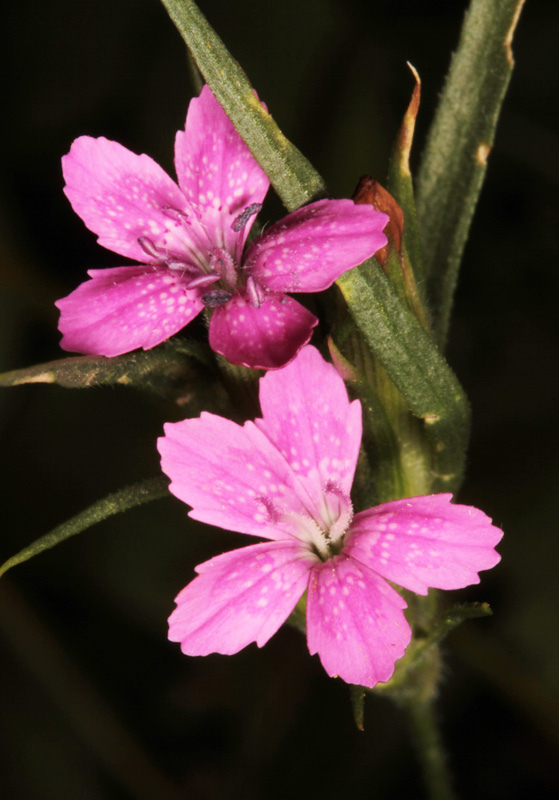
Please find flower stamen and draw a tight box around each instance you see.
[165,259,200,275]
[137,236,164,261]
[246,276,265,309]
[210,248,237,287]
[185,273,221,290]
[161,206,190,225]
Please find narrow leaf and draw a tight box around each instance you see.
[0,477,169,577]
[159,0,326,211]
[337,261,470,493]
[429,602,493,647]
[416,0,525,347]
[399,602,494,671]
[0,340,212,397]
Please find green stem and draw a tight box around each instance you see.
[404,698,456,800]
[337,261,470,494]
[214,354,261,422]
[159,0,326,210]
[416,0,525,348]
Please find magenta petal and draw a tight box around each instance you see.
[175,86,269,258]
[159,412,316,540]
[346,494,503,595]
[55,266,203,356]
[168,541,313,655]
[245,198,389,293]
[256,346,362,496]
[208,291,318,370]
[62,136,199,263]
[306,555,411,687]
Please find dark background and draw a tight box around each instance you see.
[1,1,558,798]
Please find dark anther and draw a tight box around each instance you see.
[231,203,262,233]
[202,289,233,307]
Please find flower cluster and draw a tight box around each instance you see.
[56,86,388,369]
[59,85,502,688]
[159,346,502,687]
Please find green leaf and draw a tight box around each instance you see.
[427,602,493,647]
[416,0,525,347]
[336,261,470,494]
[0,477,169,577]
[0,340,212,398]
[159,0,326,211]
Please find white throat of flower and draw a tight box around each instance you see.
[279,482,354,560]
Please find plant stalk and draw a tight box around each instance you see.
[404,697,456,800]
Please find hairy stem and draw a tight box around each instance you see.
[405,698,456,800]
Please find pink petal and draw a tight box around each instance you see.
[208,291,317,370]
[55,266,203,356]
[159,412,319,540]
[256,346,362,497]
[346,494,503,595]
[168,541,314,655]
[62,136,204,263]
[306,554,411,687]
[244,198,388,292]
[175,86,269,260]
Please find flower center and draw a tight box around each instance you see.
[136,202,265,309]
[261,483,353,561]
[138,235,236,306]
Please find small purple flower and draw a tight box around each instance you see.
[56,86,388,369]
[158,346,503,687]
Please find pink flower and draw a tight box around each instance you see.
[56,87,388,370]
[158,346,503,687]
